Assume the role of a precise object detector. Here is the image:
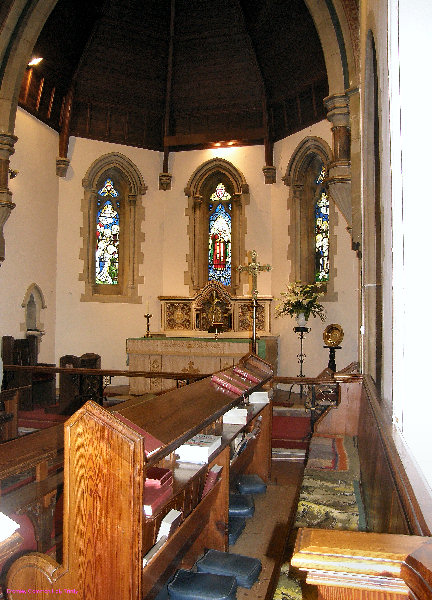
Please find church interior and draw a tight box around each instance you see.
[1,0,432,598]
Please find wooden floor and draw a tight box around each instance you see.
[231,459,305,599]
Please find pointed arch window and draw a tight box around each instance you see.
[96,179,120,286]
[184,158,249,296]
[80,153,146,303]
[284,136,336,298]
[315,166,330,282]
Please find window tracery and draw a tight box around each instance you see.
[80,153,146,303]
[184,158,249,296]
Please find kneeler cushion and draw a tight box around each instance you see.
[229,493,255,518]
[228,516,245,545]
[237,474,266,495]
[196,549,262,589]
[167,569,237,600]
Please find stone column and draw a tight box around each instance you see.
[324,94,352,230]
[0,133,17,264]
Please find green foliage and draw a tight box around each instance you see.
[276,282,326,321]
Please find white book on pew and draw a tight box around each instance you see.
[142,536,168,566]
[176,434,222,464]
[222,406,252,424]
[248,391,270,404]
[156,509,183,543]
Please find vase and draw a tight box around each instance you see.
[296,312,307,327]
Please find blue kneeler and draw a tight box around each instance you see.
[237,474,267,495]
[228,516,245,545]
[229,493,255,518]
[196,549,262,589]
[167,569,237,600]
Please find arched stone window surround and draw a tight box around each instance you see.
[20,283,46,333]
[184,158,249,296]
[283,136,337,300]
[80,152,147,303]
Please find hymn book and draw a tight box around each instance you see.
[156,509,183,542]
[145,466,173,487]
[143,485,173,517]
[176,434,222,464]
[142,536,168,566]
[113,412,163,457]
[201,464,223,498]
[222,406,253,425]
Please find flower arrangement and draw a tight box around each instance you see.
[276,282,326,322]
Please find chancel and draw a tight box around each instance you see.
[1,0,432,599]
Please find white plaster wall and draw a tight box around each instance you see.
[55,138,162,370]
[53,123,359,374]
[273,122,360,376]
[0,108,59,363]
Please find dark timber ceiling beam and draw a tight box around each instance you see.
[160,0,175,190]
[232,0,276,183]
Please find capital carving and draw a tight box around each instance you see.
[0,199,16,263]
[0,133,18,159]
[262,165,276,184]
[56,156,70,177]
[159,172,172,191]
[324,93,350,128]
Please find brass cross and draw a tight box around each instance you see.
[238,250,272,299]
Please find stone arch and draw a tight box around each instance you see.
[283,136,337,300]
[184,158,249,295]
[304,0,358,94]
[80,152,147,303]
[82,152,147,198]
[284,137,333,187]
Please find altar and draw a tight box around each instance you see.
[126,335,278,393]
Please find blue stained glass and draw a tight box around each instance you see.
[315,189,329,282]
[208,202,231,286]
[96,179,120,285]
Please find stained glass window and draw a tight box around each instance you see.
[315,168,329,282]
[208,183,232,286]
[96,178,120,285]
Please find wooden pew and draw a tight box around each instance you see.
[0,387,27,442]
[4,354,276,599]
[291,373,432,599]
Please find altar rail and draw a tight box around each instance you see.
[291,373,432,600]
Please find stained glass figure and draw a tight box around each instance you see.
[315,167,329,282]
[208,183,232,286]
[96,179,120,285]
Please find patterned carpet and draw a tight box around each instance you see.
[294,434,365,531]
[272,435,366,599]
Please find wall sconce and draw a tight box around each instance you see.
[8,168,19,179]
[28,57,43,67]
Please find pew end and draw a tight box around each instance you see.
[292,527,432,600]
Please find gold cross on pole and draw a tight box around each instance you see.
[238,250,272,299]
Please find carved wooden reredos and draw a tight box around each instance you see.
[159,280,272,335]
[193,281,233,331]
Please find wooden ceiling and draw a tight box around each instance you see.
[20,0,328,151]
